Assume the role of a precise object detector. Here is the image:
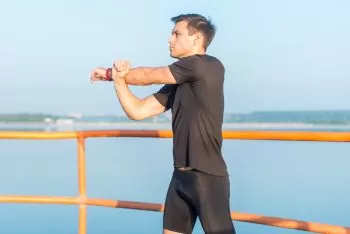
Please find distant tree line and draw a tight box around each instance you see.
[1,111,350,124]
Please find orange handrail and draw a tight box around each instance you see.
[0,129,349,234]
[2,129,350,141]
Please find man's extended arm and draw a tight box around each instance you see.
[110,60,174,120]
[124,56,198,85]
[92,56,197,86]
[91,66,178,86]
[124,66,177,86]
[91,58,195,120]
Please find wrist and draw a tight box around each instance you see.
[105,68,113,81]
[113,77,126,85]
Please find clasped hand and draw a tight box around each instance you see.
[112,60,130,81]
[90,60,130,83]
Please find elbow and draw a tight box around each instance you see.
[126,110,147,121]
[128,114,144,121]
[124,99,148,121]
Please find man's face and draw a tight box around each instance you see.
[168,21,196,59]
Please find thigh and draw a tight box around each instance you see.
[194,172,236,234]
[163,172,197,234]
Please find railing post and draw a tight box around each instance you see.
[77,135,87,234]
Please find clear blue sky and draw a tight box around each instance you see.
[1,0,349,115]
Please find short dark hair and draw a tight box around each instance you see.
[171,13,216,50]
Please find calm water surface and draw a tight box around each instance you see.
[0,124,349,233]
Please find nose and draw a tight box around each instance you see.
[168,34,174,44]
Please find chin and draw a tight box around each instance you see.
[170,51,183,59]
[170,53,179,59]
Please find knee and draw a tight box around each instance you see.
[203,228,236,234]
[163,229,185,234]
[202,221,236,234]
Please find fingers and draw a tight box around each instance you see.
[90,67,107,84]
[90,71,98,84]
[90,72,104,84]
[90,61,130,84]
[113,60,130,72]
[125,61,130,71]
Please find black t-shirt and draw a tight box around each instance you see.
[153,54,228,176]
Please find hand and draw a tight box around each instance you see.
[112,60,130,81]
[90,67,108,83]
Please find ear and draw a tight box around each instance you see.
[194,32,201,41]
[193,32,203,47]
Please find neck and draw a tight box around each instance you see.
[195,47,206,55]
[179,48,206,58]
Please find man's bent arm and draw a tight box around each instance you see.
[124,67,177,86]
[113,79,166,120]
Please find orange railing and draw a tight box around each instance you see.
[1,129,350,234]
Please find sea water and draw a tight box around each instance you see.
[0,124,349,233]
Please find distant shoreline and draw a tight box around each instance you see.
[0,121,348,126]
[1,121,350,131]
[2,110,350,126]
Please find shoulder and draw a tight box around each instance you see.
[167,54,225,83]
[169,55,200,69]
[193,55,225,78]
[170,54,224,71]
[202,55,225,71]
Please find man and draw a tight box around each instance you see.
[91,14,236,234]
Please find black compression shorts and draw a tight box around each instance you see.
[163,169,236,234]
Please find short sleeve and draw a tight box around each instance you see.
[168,56,198,84]
[153,84,177,110]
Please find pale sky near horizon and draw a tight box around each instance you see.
[0,0,349,115]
